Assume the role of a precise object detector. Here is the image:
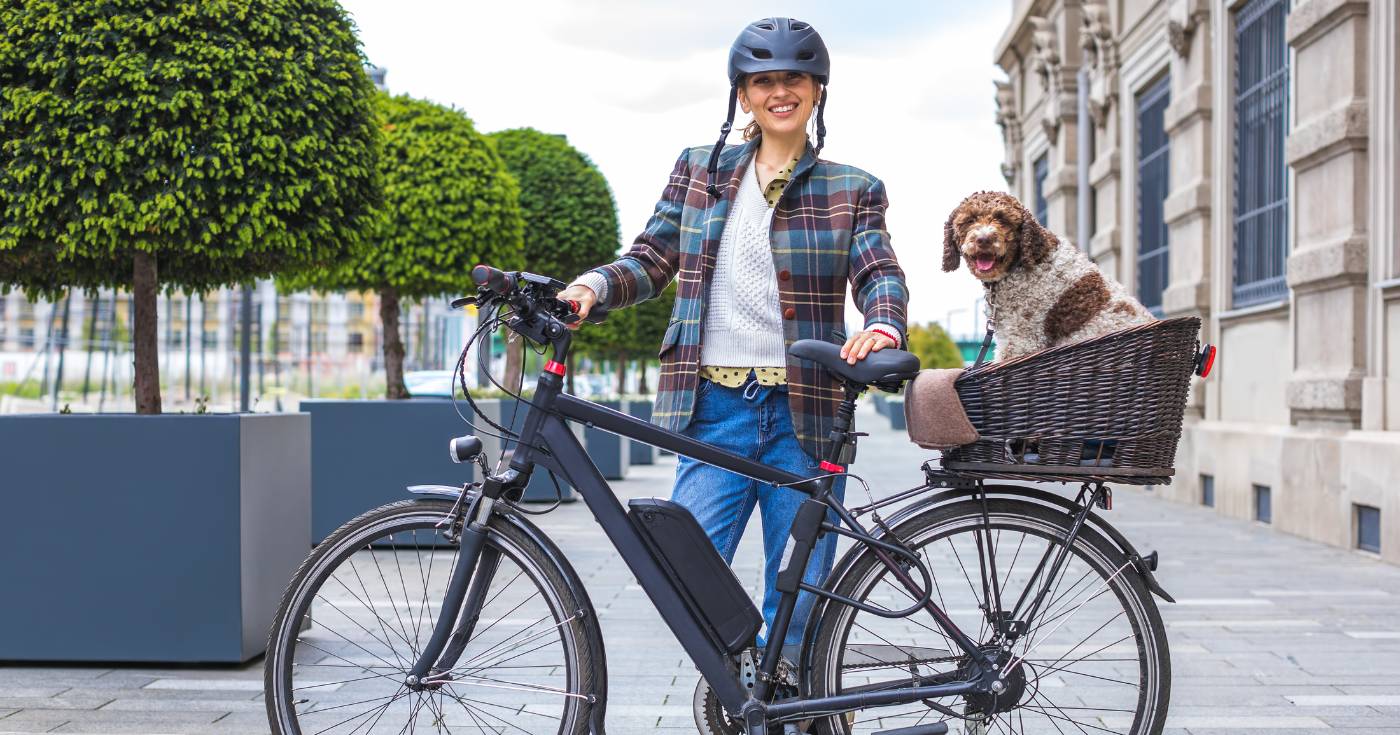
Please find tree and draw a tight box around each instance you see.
[285,93,524,398]
[488,128,619,388]
[0,0,380,413]
[907,322,964,370]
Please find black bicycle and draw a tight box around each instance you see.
[264,266,1173,735]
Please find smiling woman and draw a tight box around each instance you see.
[553,17,910,727]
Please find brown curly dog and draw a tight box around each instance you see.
[943,191,1153,361]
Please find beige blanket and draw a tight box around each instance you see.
[904,368,980,450]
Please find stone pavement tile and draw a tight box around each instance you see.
[0,688,68,699]
[0,695,112,711]
[1,707,223,731]
[98,698,262,713]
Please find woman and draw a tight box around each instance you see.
[560,17,908,657]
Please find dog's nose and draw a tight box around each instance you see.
[975,233,993,246]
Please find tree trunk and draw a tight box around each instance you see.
[504,337,525,392]
[51,294,72,411]
[638,359,649,395]
[380,286,408,399]
[132,250,162,414]
[615,351,627,394]
[82,293,100,400]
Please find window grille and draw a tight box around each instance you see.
[1033,154,1049,227]
[1137,75,1171,316]
[1357,505,1381,553]
[1233,0,1290,307]
[1254,484,1272,524]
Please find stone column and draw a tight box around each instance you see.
[1081,0,1123,275]
[1285,0,1370,428]
[1163,0,1215,418]
[1030,6,1083,240]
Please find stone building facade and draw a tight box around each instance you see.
[994,0,1400,561]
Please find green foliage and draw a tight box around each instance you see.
[488,128,619,282]
[0,0,382,295]
[283,92,523,296]
[906,322,964,370]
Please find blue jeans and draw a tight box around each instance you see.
[671,376,846,648]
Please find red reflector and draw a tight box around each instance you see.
[819,460,845,473]
[1196,344,1216,378]
[544,360,566,376]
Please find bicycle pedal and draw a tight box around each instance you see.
[872,723,948,735]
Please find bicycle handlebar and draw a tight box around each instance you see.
[471,264,516,296]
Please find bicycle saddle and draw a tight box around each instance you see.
[788,339,921,389]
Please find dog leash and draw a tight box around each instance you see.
[973,285,996,368]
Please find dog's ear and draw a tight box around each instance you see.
[942,208,961,272]
[1016,201,1056,266]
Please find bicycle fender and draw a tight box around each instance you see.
[879,485,1175,603]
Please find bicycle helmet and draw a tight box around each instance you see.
[706,17,831,198]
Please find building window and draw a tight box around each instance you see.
[1201,474,1215,507]
[1356,504,1381,553]
[1233,0,1290,307]
[1136,74,1171,316]
[348,332,364,354]
[1033,154,1049,227]
[1253,484,1272,524]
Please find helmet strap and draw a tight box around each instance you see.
[706,83,739,199]
[814,85,828,156]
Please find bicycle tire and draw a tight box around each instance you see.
[808,498,1170,735]
[265,498,602,735]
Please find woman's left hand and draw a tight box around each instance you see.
[841,329,897,364]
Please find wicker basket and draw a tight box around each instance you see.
[940,317,1201,485]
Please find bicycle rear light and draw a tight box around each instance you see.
[1195,344,1216,378]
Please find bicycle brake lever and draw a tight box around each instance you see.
[450,296,477,310]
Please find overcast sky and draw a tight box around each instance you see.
[339,0,1011,337]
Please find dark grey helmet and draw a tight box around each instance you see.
[727,17,830,84]
[705,17,831,198]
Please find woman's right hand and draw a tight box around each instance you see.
[557,284,598,329]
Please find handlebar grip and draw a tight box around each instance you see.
[471,265,515,295]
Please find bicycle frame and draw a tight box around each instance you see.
[401,304,1064,729]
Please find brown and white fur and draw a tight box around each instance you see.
[943,191,1153,361]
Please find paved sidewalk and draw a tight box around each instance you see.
[3,402,1400,734]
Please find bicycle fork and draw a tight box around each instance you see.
[405,485,504,688]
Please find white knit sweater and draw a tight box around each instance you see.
[700,163,786,367]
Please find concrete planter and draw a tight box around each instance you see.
[303,399,478,544]
[873,392,889,416]
[0,412,309,663]
[625,399,657,465]
[887,397,907,431]
[587,400,632,480]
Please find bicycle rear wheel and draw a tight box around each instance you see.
[265,499,599,735]
[809,498,1170,735]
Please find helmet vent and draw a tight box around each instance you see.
[756,22,776,30]
[791,21,810,31]
[797,51,815,60]
[749,47,773,59]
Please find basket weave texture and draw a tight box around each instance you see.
[940,317,1201,485]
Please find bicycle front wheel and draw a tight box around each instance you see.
[809,498,1170,735]
[265,499,599,735]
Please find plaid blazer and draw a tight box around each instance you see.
[585,138,908,461]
